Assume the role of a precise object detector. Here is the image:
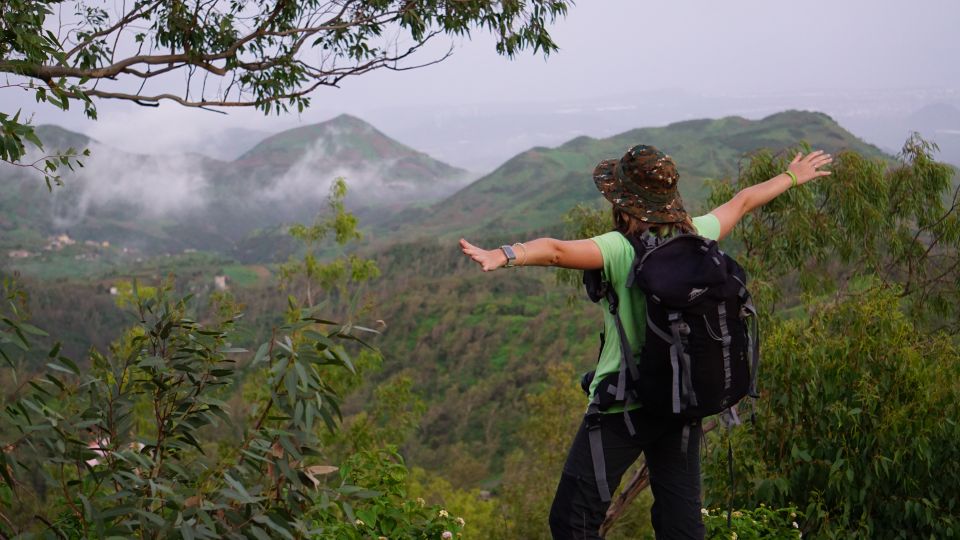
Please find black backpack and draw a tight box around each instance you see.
[581,232,760,501]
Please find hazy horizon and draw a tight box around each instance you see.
[28,89,960,173]
[6,0,960,171]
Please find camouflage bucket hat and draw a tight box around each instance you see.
[593,144,688,224]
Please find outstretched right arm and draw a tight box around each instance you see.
[710,150,833,240]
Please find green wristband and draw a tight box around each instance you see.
[785,170,798,187]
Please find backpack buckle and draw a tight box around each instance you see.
[668,312,690,336]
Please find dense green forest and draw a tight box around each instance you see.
[2,110,959,538]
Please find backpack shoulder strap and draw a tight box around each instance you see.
[581,238,640,402]
[624,232,659,288]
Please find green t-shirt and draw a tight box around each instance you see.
[587,214,721,413]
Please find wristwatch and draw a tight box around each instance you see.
[500,244,517,267]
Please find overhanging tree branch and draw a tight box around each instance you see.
[1,0,569,182]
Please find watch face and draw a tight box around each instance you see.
[501,245,517,265]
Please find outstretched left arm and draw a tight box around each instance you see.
[459,237,603,272]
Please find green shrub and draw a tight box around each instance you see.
[704,288,960,537]
[703,505,802,540]
[0,282,456,538]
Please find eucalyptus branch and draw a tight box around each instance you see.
[31,514,66,540]
[0,510,18,538]
[908,183,960,248]
[3,0,563,114]
[0,82,35,91]
[64,1,166,59]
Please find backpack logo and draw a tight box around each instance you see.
[688,287,708,301]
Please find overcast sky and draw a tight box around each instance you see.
[7,0,960,168]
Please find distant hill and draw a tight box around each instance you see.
[229,114,467,201]
[199,114,472,257]
[0,116,470,258]
[0,130,230,255]
[393,110,887,240]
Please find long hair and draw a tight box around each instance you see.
[612,207,696,238]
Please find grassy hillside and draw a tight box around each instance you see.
[391,110,887,241]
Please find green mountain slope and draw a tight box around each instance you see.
[394,111,886,240]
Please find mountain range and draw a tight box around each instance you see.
[2,110,887,264]
[389,110,887,242]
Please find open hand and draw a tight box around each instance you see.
[788,150,833,185]
[459,238,506,272]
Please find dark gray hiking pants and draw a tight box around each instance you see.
[548,409,704,540]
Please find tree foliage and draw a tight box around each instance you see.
[703,288,960,537]
[2,280,367,537]
[279,178,380,310]
[0,190,468,537]
[496,361,586,539]
[702,506,802,539]
[1,0,569,182]
[706,135,960,331]
[693,137,960,537]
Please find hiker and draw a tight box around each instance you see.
[459,145,832,539]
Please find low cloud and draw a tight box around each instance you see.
[260,125,467,209]
[45,142,212,228]
[10,118,471,244]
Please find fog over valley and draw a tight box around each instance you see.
[0,116,471,257]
